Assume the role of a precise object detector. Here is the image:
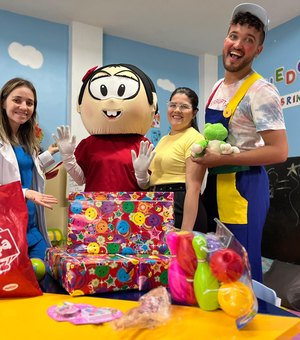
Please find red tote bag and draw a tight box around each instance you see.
[0,181,42,297]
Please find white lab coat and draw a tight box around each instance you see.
[0,139,54,247]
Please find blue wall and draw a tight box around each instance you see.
[257,16,300,157]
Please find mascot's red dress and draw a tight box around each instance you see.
[55,64,157,192]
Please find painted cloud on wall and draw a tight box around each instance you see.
[157,78,175,92]
[8,42,44,69]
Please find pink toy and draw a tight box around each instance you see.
[209,248,244,283]
[166,231,197,305]
[47,302,123,325]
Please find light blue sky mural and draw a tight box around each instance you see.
[0,10,69,152]
[0,9,299,156]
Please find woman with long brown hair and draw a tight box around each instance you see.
[0,77,58,259]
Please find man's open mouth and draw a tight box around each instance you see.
[229,51,242,60]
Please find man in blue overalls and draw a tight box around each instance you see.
[192,3,288,282]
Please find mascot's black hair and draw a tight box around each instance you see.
[78,63,158,113]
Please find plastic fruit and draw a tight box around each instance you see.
[218,281,254,317]
[209,248,244,282]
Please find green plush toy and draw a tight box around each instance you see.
[191,123,240,158]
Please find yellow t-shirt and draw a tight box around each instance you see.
[149,127,204,186]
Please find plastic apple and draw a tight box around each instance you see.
[209,248,244,282]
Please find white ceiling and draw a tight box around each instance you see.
[1,0,299,56]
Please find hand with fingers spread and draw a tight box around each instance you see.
[52,125,76,158]
[52,125,85,185]
[131,140,156,189]
[25,190,58,210]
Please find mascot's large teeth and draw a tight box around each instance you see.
[103,110,121,118]
[107,110,118,117]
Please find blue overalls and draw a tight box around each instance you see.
[203,73,269,282]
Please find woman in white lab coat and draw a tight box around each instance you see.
[0,78,58,259]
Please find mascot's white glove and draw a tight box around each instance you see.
[52,125,85,185]
[131,140,155,189]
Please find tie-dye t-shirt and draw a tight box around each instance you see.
[208,73,286,151]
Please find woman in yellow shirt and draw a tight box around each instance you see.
[132,87,207,232]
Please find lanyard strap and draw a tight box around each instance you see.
[223,72,262,119]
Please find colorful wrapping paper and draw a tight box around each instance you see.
[46,247,171,296]
[46,191,174,295]
[67,191,174,255]
[136,254,170,290]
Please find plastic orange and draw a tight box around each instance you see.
[218,281,254,317]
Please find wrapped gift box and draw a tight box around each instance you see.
[67,191,174,255]
[46,247,171,296]
[136,254,170,290]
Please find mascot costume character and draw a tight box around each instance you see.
[53,64,157,192]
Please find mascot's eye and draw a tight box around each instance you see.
[118,84,125,96]
[89,75,140,100]
[100,85,108,96]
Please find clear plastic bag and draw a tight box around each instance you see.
[166,218,257,329]
[111,286,171,330]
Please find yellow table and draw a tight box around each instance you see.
[0,293,299,339]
